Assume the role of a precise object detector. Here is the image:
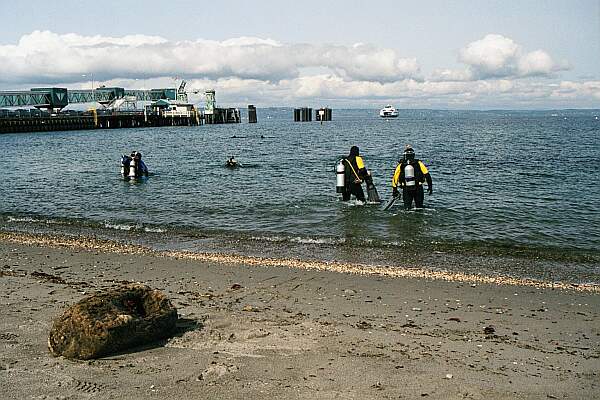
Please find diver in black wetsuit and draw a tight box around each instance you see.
[121,151,148,178]
[121,154,132,177]
[226,156,239,168]
[391,145,432,209]
[134,152,148,177]
[342,146,370,202]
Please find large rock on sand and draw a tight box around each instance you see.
[48,284,177,360]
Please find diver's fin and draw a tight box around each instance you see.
[383,196,398,211]
[366,181,381,203]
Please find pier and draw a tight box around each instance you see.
[0,86,183,111]
[0,110,94,133]
[204,108,241,124]
[0,108,202,134]
[0,85,247,133]
[202,89,240,124]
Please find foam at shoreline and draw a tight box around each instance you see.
[1,231,598,293]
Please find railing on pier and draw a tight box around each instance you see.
[0,91,53,108]
[0,87,182,110]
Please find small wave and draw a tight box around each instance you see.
[7,216,65,225]
[250,235,345,245]
[345,200,366,207]
[250,232,412,247]
[250,235,287,243]
[104,222,165,233]
[8,216,41,223]
[144,227,166,233]
[103,222,136,231]
[103,221,166,232]
[290,237,346,245]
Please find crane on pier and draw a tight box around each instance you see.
[171,79,216,112]
[177,81,188,102]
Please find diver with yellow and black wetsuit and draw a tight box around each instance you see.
[391,145,432,209]
[341,145,371,202]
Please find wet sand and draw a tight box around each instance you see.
[1,232,599,399]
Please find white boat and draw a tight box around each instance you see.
[379,105,399,118]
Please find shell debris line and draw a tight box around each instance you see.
[1,231,598,293]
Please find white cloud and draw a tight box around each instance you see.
[517,50,555,76]
[460,34,520,78]
[79,74,600,109]
[430,68,473,82]
[220,37,282,47]
[0,30,420,85]
[1,31,596,108]
[318,44,419,82]
[458,34,569,79]
[552,80,600,100]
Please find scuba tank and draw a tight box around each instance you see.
[336,160,345,193]
[129,157,137,178]
[120,155,129,177]
[404,163,416,187]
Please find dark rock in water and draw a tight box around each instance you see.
[48,284,177,360]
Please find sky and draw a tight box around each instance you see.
[0,0,599,109]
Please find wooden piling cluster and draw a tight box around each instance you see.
[0,114,95,133]
[316,107,332,121]
[204,108,241,124]
[96,113,200,129]
[247,105,257,123]
[294,107,313,122]
[0,110,203,134]
[294,107,333,122]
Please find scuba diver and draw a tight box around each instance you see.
[134,152,149,177]
[337,145,372,203]
[391,145,432,209]
[120,154,132,177]
[226,156,239,168]
[121,151,148,178]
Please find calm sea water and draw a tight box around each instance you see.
[1,109,599,283]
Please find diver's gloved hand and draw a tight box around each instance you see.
[427,186,433,195]
[392,187,399,198]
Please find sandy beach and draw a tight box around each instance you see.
[1,231,599,399]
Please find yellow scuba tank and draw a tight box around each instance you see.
[336,160,345,193]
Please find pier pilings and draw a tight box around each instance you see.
[0,111,203,134]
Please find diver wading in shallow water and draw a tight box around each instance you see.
[391,145,432,209]
[226,156,240,168]
[336,146,375,203]
[121,151,148,178]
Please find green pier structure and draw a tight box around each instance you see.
[0,86,183,111]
